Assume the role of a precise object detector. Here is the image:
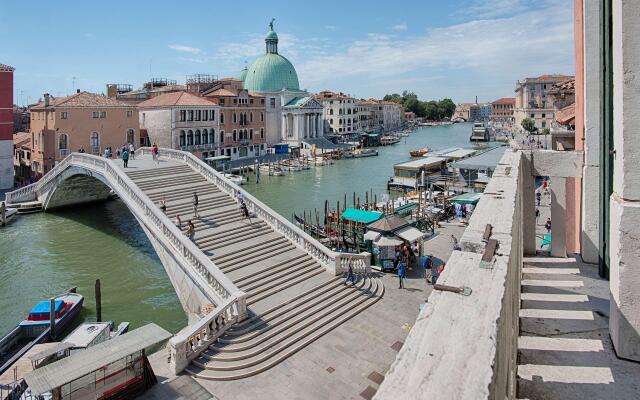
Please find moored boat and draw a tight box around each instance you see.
[409,147,430,157]
[223,173,245,185]
[0,288,83,375]
[380,135,401,146]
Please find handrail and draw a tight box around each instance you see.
[137,147,371,275]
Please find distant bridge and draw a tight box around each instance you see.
[6,148,378,378]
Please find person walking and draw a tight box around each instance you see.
[432,263,446,285]
[535,208,540,222]
[175,214,182,230]
[398,262,406,289]
[239,199,252,223]
[122,148,129,168]
[192,192,199,218]
[160,196,167,213]
[451,234,461,251]
[129,143,135,160]
[185,220,195,241]
[345,264,356,285]
[536,191,541,207]
[545,218,552,233]
[151,143,159,164]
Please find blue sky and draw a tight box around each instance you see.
[0,0,574,105]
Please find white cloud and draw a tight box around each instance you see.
[458,0,532,19]
[296,2,573,90]
[168,44,202,54]
[325,25,337,31]
[392,23,408,31]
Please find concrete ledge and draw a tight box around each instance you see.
[523,149,584,178]
[376,151,523,400]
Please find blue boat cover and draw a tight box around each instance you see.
[30,300,64,316]
[341,208,383,224]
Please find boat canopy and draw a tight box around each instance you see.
[394,202,417,217]
[449,192,482,205]
[30,300,64,317]
[341,208,383,224]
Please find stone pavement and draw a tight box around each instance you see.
[143,223,465,400]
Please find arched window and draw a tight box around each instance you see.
[260,128,264,139]
[209,129,215,144]
[58,133,68,150]
[220,131,224,144]
[330,109,333,115]
[195,129,201,145]
[250,112,253,123]
[220,112,224,124]
[187,130,194,146]
[202,129,208,144]
[126,129,135,144]
[249,129,253,140]
[330,119,333,124]
[90,132,100,152]
[233,130,237,141]
[179,130,186,147]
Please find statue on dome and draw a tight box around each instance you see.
[269,18,275,31]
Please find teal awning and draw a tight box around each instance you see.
[449,193,482,205]
[394,202,417,216]
[341,208,383,224]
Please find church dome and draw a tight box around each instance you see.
[239,66,248,82]
[243,25,300,93]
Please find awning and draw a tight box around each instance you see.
[341,208,383,224]
[363,230,381,241]
[449,192,482,205]
[375,235,403,247]
[396,226,424,242]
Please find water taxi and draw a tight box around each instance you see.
[409,147,431,157]
[380,135,401,146]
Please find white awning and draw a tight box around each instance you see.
[396,226,425,243]
[376,235,403,247]
[364,230,381,241]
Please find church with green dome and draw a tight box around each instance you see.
[240,20,324,147]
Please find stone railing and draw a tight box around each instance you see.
[5,155,75,204]
[138,147,371,276]
[167,297,239,374]
[5,152,246,320]
[375,150,525,400]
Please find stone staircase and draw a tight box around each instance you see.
[125,164,383,380]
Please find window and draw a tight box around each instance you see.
[179,130,186,147]
[210,109,215,121]
[209,129,214,144]
[233,130,237,141]
[188,110,194,121]
[180,110,186,122]
[202,129,208,144]
[541,113,546,118]
[92,111,99,118]
[233,148,237,154]
[203,110,208,121]
[187,130,194,145]
[126,129,134,144]
[530,113,535,118]
[541,121,546,128]
[233,113,237,123]
[90,132,100,152]
[196,110,201,121]
[142,113,145,124]
[249,129,253,140]
[250,99,254,104]
[261,99,264,104]
[100,111,106,118]
[127,110,133,118]
[250,112,253,123]
[220,112,224,124]
[220,99,225,105]
[270,98,276,108]
[60,112,68,119]
[261,112,264,122]
[220,131,224,144]
[58,133,68,149]
[195,129,201,145]
[260,128,264,139]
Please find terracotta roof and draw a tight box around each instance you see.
[32,92,135,109]
[491,97,515,105]
[0,63,15,72]
[204,88,238,97]
[522,74,574,83]
[137,91,213,108]
[315,90,355,100]
[555,103,575,126]
[13,131,31,147]
[548,79,576,93]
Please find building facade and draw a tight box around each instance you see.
[0,63,14,189]
[138,92,221,159]
[513,74,574,130]
[490,97,515,125]
[316,91,359,136]
[240,23,323,147]
[380,101,403,131]
[29,91,138,178]
[13,131,31,185]
[203,79,268,159]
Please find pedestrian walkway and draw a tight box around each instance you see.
[517,256,640,400]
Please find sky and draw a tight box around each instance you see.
[0,0,574,106]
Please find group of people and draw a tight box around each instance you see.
[453,202,474,219]
[422,254,446,286]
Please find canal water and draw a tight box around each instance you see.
[0,122,473,335]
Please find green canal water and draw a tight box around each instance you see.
[0,123,474,335]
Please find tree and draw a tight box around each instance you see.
[542,127,550,136]
[521,118,537,134]
[380,92,457,120]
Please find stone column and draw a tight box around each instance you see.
[610,0,640,361]
[522,153,537,255]
[550,176,566,257]
[282,113,287,141]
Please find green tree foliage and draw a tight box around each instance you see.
[382,92,456,120]
[521,117,537,134]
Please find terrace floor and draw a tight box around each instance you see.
[517,256,640,400]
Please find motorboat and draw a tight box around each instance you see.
[259,165,284,176]
[0,288,84,374]
[409,147,430,157]
[380,135,401,146]
[223,173,245,185]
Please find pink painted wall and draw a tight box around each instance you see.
[566,0,585,255]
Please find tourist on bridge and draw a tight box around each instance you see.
[129,143,135,160]
[193,192,199,218]
[151,143,159,164]
[160,196,167,213]
[175,214,182,230]
[398,262,407,289]
[344,264,356,285]
[536,191,541,206]
[545,218,552,233]
[121,148,129,168]
[239,199,252,223]
[186,220,195,241]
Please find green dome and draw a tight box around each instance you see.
[244,54,299,92]
[239,67,248,82]
[265,30,278,40]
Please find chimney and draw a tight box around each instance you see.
[475,95,478,104]
[76,89,80,94]
[44,93,50,107]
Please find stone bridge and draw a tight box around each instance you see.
[6,148,376,379]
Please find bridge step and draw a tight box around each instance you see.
[125,165,191,179]
[185,277,384,380]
